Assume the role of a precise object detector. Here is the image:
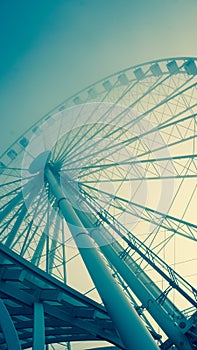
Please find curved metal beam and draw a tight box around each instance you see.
[0,298,22,350]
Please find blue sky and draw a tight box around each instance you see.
[0,0,197,152]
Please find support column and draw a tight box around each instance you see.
[45,165,159,350]
[74,209,193,350]
[0,298,22,350]
[33,302,45,350]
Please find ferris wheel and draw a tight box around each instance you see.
[0,57,197,350]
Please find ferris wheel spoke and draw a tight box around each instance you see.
[139,132,196,162]
[59,114,139,166]
[61,78,196,168]
[151,100,197,135]
[0,202,24,237]
[80,190,197,306]
[0,166,29,171]
[50,111,67,161]
[133,233,176,279]
[59,111,196,177]
[80,174,197,183]
[56,74,163,165]
[63,131,196,176]
[62,64,192,164]
[19,190,49,256]
[143,231,175,258]
[179,184,197,226]
[108,78,196,143]
[80,184,197,241]
[157,110,197,138]
[54,78,122,162]
[19,184,46,221]
[137,224,165,256]
[117,114,197,165]
[0,191,24,222]
[2,188,45,250]
[66,153,196,171]
[1,175,46,222]
[9,207,48,254]
[31,230,47,267]
[53,105,87,161]
[47,213,61,274]
[0,167,33,181]
[4,204,28,248]
[0,178,24,188]
[0,186,22,201]
[0,175,35,189]
[45,211,70,279]
[0,172,23,179]
[136,77,196,128]
[55,66,160,164]
[70,154,196,182]
[55,115,123,166]
[10,220,32,251]
[0,182,25,203]
[61,220,67,284]
[54,104,103,163]
[31,202,54,267]
[61,110,196,174]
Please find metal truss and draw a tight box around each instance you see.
[0,243,123,349]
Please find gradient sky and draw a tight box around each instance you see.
[0,0,197,154]
[0,1,197,349]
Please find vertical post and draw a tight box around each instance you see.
[45,166,159,350]
[33,302,45,350]
[67,342,71,350]
[0,298,22,350]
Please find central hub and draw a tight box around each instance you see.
[29,151,51,174]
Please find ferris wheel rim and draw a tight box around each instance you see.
[1,55,197,161]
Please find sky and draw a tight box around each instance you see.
[0,0,197,154]
[0,1,197,349]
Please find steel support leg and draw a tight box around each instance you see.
[0,298,22,350]
[74,209,193,350]
[45,166,159,350]
[33,302,45,350]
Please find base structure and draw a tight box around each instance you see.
[0,243,123,349]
